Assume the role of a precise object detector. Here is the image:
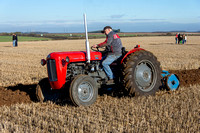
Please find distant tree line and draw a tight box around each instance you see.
[0,31,200,41]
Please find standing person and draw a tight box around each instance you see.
[175,33,178,44]
[185,35,187,44]
[15,34,18,47]
[12,33,16,47]
[178,33,182,44]
[92,26,123,84]
[182,34,185,44]
[12,33,18,47]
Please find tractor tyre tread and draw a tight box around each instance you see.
[122,50,162,96]
[69,75,98,106]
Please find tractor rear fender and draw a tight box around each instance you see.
[121,48,145,64]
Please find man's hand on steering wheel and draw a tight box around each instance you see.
[91,45,106,53]
[92,44,98,48]
[91,44,99,52]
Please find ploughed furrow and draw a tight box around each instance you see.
[0,68,199,107]
[170,68,200,87]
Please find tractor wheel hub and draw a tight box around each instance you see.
[135,63,152,88]
[78,81,94,102]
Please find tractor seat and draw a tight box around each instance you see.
[110,47,127,65]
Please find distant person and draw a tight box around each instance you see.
[178,33,182,44]
[185,35,187,44]
[175,33,178,44]
[12,33,18,47]
[12,33,16,47]
[182,34,185,44]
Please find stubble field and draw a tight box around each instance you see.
[0,36,199,132]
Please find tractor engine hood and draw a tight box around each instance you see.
[45,51,102,90]
[47,51,102,62]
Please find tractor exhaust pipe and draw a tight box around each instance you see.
[83,13,91,63]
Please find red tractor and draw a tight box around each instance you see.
[36,15,162,106]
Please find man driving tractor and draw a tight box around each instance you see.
[92,26,123,84]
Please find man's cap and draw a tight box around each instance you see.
[101,26,112,33]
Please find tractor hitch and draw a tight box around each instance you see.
[161,70,180,91]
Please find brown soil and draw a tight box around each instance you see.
[170,68,200,87]
[0,84,37,107]
[0,69,199,107]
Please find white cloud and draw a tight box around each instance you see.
[110,14,125,19]
[0,19,83,27]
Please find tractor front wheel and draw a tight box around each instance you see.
[123,50,162,96]
[36,78,59,102]
[69,75,98,106]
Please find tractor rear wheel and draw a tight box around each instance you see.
[69,75,98,106]
[122,50,162,96]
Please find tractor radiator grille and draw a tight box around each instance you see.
[47,59,57,81]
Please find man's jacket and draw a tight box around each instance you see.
[98,31,122,55]
[13,35,18,41]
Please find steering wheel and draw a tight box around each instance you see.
[91,46,106,52]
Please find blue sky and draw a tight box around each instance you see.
[0,0,200,33]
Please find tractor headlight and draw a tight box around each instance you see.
[41,59,46,66]
[66,56,70,62]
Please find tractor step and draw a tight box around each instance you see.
[106,79,115,85]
